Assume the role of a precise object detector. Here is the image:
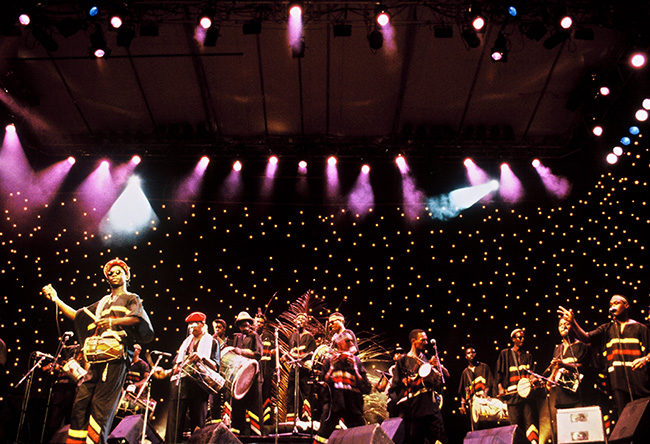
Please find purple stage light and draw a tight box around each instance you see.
[464,158,490,187]
[269,155,279,165]
[233,160,242,171]
[327,156,337,166]
[395,156,408,173]
[533,160,572,200]
[498,163,523,204]
[198,156,210,171]
[68,156,76,165]
[326,158,340,202]
[131,155,141,165]
[531,159,540,168]
[361,164,370,174]
[606,153,618,164]
[220,167,243,202]
[298,160,307,171]
[347,170,374,216]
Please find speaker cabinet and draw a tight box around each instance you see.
[557,405,605,443]
[107,415,162,444]
[380,417,405,444]
[463,425,528,444]
[187,422,242,444]
[329,423,395,444]
[610,396,650,443]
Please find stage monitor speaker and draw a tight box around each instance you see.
[49,425,70,443]
[610,396,650,444]
[107,414,162,444]
[329,423,395,444]
[187,422,242,444]
[463,424,528,444]
[380,417,405,444]
[557,405,605,443]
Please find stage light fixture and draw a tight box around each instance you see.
[592,126,603,137]
[599,86,610,96]
[289,1,303,19]
[368,29,383,50]
[490,32,508,62]
[559,16,572,29]
[327,156,337,166]
[110,15,123,29]
[461,27,481,48]
[361,164,370,174]
[375,4,390,27]
[233,160,242,171]
[543,29,569,50]
[629,126,640,135]
[643,98,650,110]
[19,14,31,26]
[467,4,485,30]
[606,153,618,164]
[203,26,219,46]
[620,136,631,146]
[630,52,646,69]
[199,6,215,29]
[89,26,110,58]
[612,146,623,156]
[635,109,649,121]
[82,1,102,18]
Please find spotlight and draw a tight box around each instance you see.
[269,155,279,165]
[629,126,640,135]
[67,156,76,165]
[612,146,623,156]
[507,6,518,17]
[606,153,618,164]
[368,29,383,50]
[198,156,210,169]
[630,52,646,69]
[89,26,110,58]
[83,1,102,18]
[635,109,649,121]
[531,159,540,168]
[131,155,141,165]
[643,98,650,110]
[461,27,481,48]
[289,1,303,19]
[233,160,242,171]
[599,86,610,96]
[559,16,573,29]
[490,32,508,62]
[199,6,215,29]
[467,4,485,30]
[327,156,337,166]
[19,14,31,26]
[375,4,390,27]
[592,126,603,137]
[298,160,307,169]
[543,29,569,50]
[5,123,16,133]
[395,156,406,169]
[620,136,631,146]
[361,164,370,174]
[472,16,485,31]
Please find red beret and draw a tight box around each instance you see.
[185,312,206,323]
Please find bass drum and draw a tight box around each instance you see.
[471,396,509,423]
[220,347,259,400]
[310,344,332,372]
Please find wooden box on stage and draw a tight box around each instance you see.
[557,406,605,444]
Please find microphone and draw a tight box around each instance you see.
[609,307,616,314]
[63,331,74,338]
[150,350,172,357]
[429,338,437,346]
[33,351,55,360]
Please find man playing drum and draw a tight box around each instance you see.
[165,311,220,444]
[286,313,316,423]
[496,328,539,444]
[458,344,496,426]
[42,257,154,444]
[389,329,448,444]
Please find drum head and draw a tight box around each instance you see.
[221,346,234,358]
[517,378,531,398]
[232,360,259,399]
[418,363,432,378]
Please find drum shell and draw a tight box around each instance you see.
[310,344,332,371]
[181,359,226,395]
[62,359,87,382]
[220,347,259,400]
[83,334,125,363]
[471,397,509,423]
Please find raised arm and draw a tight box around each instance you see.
[557,306,590,343]
[42,284,77,320]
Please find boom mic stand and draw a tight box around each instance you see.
[139,353,164,444]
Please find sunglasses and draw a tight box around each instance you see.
[106,270,122,276]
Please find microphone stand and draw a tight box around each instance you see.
[40,334,72,443]
[525,369,558,444]
[274,327,280,444]
[16,353,51,443]
[431,341,445,384]
[139,354,164,444]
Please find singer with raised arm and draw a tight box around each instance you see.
[558,294,650,415]
[41,258,154,444]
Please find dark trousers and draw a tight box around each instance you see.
[165,378,208,444]
[287,366,312,419]
[508,400,538,443]
[401,404,448,444]
[231,378,261,436]
[315,407,366,442]
[67,360,128,444]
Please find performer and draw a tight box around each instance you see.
[389,329,448,444]
[385,346,404,418]
[458,344,495,416]
[496,329,539,444]
[42,344,83,443]
[286,313,317,423]
[209,318,228,422]
[313,330,371,444]
[165,311,220,444]
[255,310,275,431]
[124,343,150,392]
[546,318,590,409]
[42,257,154,444]
[558,295,650,415]
[327,312,358,353]
[231,311,263,436]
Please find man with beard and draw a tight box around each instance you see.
[165,311,220,444]
[496,329,538,444]
[559,295,650,415]
[42,258,154,444]
[231,311,263,436]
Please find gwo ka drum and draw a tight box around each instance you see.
[220,347,259,399]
